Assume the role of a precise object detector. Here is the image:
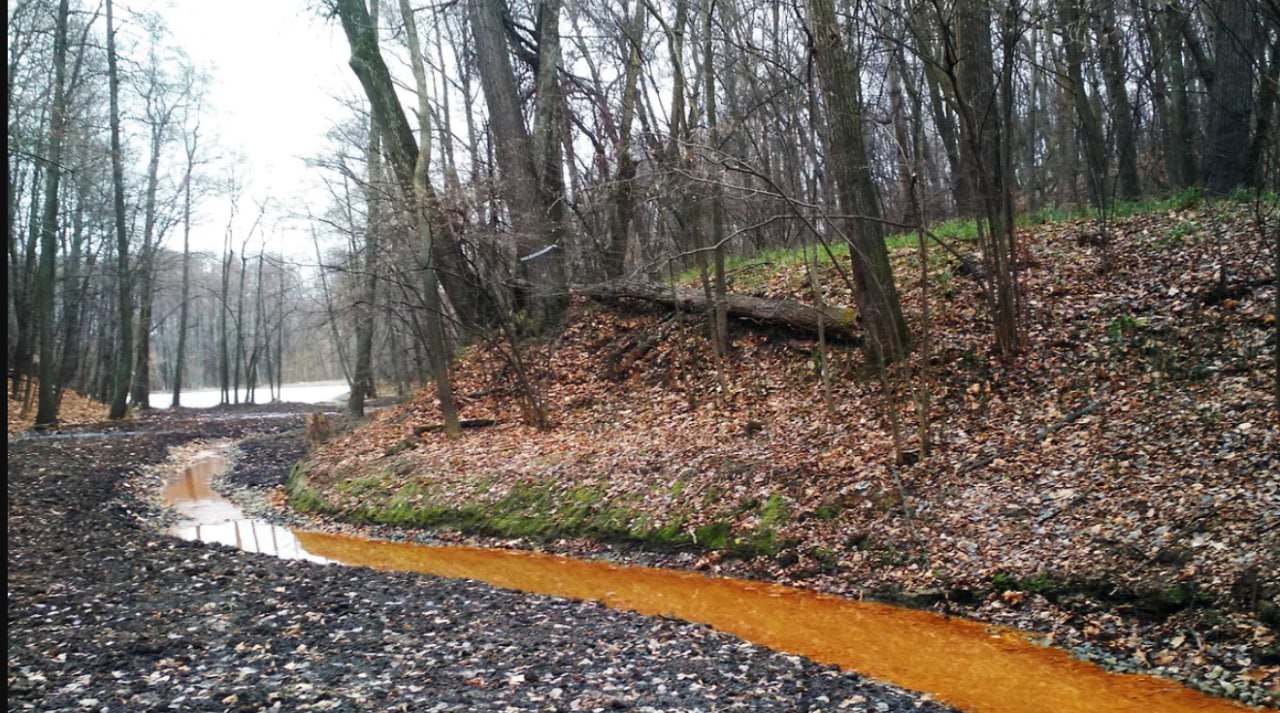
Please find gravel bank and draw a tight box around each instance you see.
[8,407,955,713]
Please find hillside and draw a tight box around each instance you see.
[6,383,110,436]
[291,200,1278,706]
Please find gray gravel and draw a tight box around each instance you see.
[8,407,957,712]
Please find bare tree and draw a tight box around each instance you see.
[399,0,461,435]
[106,0,134,420]
[806,0,911,363]
[33,0,71,427]
[469,0,569,332]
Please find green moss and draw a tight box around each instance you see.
[694,521,732,549]
[647,520,692,548]
[759,493,789,525]
[813,501,842,520]
[990,571,1056,594]
[807,546,839,568]
[286,463,335,515]
[730,527,782,558]
[333,472,392,496]
[305,477,697,550]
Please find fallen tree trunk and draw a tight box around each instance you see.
[413,418,498,436]
[578,281,862,342]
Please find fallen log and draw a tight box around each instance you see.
[413,418,499,436]
[577,281,862,342]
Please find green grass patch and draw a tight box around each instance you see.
[666,191,1275,293]
[759,493,789,525]
[807,546,840,568]
[296,472,803,560]
[728,527,784,558]
[333,472,394,496]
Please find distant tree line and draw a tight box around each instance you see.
[7,1,343,425]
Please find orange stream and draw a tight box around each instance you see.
[163,452,1260,713]
[298,531,1252,713]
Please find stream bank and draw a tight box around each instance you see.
[236,423,1277,710]
[8,406,954,713]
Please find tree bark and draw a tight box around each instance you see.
[805,0,910,363]
[606,0,646,279]
[1203,0,1257,194]
[131,93,173,410]
[1156,2,1199,189]
[468,0,569,332]
[348,0,379,418]
[1248,37,1280,186]
[948,0,1021,355]
[1059,0,1109,209]
[1094,2,1141,200]
[172,124,199,407]
[106,0,133,420]
[33,0,70,428]
[579,281,862,342]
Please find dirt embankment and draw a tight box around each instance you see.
[289,204,1279,707]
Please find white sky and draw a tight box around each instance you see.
[123,0,358,260]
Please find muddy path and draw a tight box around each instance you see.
[7,406,953,713]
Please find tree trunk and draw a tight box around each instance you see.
[1248,36,1280,186]
[806,0,910,363]
[468,0,568,332]
[348,0,379,418]
[1094,2,1141,200]
[106,0,133,420]
[219,216,233,404]
[33,0,70,428]
[172,125,199,407]
[131,263,156,408]
[887,44,917,227]
[1203,0,1257,194]
[1157,2,1199,189]
[331,0,483,329]
[56,155,89,403]
[399,0,461,436]
[1059,0,1109,209]
[949,0,1020,355]
[131,116,167,410]
[580,280,862,342]
[701,0,729,360]
[606,0,646,279]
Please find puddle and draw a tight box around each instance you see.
[163,452,328,564]
[161,451,1252,713]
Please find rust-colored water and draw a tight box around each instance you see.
[164,452,1259,713]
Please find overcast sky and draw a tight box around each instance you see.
[125,0,358,259]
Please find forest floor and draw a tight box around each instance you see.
[7,382,109,435]
[288,200,1279,707]
[7,404,956,712]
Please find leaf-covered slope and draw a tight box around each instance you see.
[7,382,110,436]
[299,202,1277,704]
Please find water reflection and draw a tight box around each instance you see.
[163,451,328,564]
